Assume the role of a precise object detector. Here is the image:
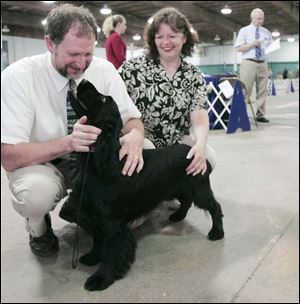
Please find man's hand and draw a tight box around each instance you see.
[119,128,144,176]
[70,116,101,152]
[252,39,261,47]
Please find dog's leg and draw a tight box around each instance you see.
[206,196,224,240]
[84,223,136,291]
[193,178,224,241]
[79,233,103,266]
[169,196,192,222]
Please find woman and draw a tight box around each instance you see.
[119,7,215,177]
[102,15,127,69]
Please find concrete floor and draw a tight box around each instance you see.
[1,93,299,303]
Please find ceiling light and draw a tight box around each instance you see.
[42,1,55,3]
[2,25,10,33]
[41,18,47,26]
[272,30,280,38]
[97,27,101,33]
[100,4,111,15]
[133,34,141,41]
[214,35,221,41]
[221,5,232,15]
[287,37,295,42]
[190,27,195,34]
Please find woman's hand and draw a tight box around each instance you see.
[186,143,207,176]
[119,128,144,176]
[187,109,209,176]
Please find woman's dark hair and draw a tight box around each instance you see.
[144,7,199,59]
[45,3,98,45]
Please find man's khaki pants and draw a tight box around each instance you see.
[240,59,268,118]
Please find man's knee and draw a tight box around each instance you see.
[8,164,67,218]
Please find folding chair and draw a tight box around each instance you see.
[218,76,258,128]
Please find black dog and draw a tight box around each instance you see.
[59,80,224,291]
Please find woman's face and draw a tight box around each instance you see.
[154,23,186,62]
[118,20,127,35]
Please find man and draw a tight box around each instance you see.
[235,8,272,123]
[1,4,144,257]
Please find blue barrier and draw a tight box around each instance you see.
[227,80,251,134]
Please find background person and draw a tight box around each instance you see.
[1,4,144,257]
[235,8,272,123]
[119,7,216,177]
[283,67,288,79]
[102,14,127,69]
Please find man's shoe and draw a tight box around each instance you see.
[29,214,59,257]
[256,117,270,123]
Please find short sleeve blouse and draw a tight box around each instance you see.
[119,56,208,147]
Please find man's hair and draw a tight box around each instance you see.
[250,8,264,19]
[45,3,98,45]
[144,7,198,59]
[102,15,126,37]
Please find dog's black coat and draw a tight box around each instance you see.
[59,80,224,291]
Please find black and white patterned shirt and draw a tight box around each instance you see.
[119,55,208,148]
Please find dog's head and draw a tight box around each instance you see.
[69,79,124,179]
[68,79,123,136]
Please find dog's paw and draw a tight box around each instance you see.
[79,252,101,266]
[208,228,224,241]
[169,211,186,222]
[84,273,114,291]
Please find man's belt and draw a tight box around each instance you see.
[246,58,265,63]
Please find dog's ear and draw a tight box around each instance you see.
[93,131,121,180]
[86,92,124,180]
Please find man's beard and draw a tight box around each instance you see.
[58,64,88,79]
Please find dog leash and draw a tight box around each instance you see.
[72,150,91,269]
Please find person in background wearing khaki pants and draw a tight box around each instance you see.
[235,8,272,123]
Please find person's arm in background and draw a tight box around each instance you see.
[111,34,126,67]
[236,40,260,53]
[235,27,261,53]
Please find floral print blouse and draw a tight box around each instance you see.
[119,56,208,148]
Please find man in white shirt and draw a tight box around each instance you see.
[1,4,144,257]
[235,8,272,123]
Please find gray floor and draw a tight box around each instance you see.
[1,93,299,303]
